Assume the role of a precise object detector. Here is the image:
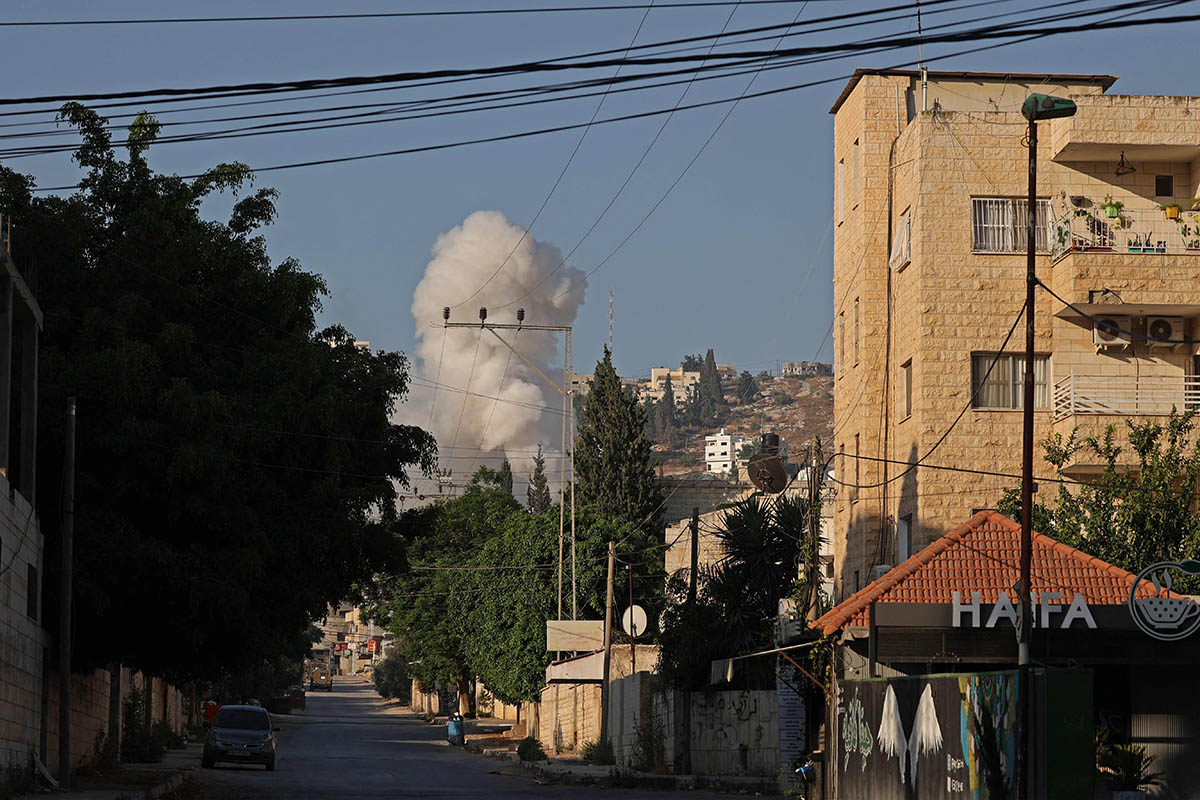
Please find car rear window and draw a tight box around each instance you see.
[213,709,270,731]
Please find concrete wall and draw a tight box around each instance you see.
[659,480,752,528]
[539,682,600,753]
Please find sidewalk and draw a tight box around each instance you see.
[14,744,200,800]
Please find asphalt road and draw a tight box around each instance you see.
[183,678,745,799]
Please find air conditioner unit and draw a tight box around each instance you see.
[871,564,893,581]
[1146,316,1184,348]
[1093,315,1131,348]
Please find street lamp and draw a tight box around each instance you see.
[1018,92,1076,799]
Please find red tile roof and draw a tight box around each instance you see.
[812,511,1164,636]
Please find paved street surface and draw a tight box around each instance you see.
[180,678,752,799]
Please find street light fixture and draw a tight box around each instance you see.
[1018,92,1076,799]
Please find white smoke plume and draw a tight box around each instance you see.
[397,211,588,502]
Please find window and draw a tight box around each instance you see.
[26,563,37,620]
[853,297,860,367]
[838,312,845,377]
[1155,175,1174,197]
[970,353,1050,410]
[852,139,860,209]
[971,197,1052,252]
[889,208,911,269]
[899,359,912,419]
[854,570,860,593]
[837,158,846,223]
[898,514,912,562]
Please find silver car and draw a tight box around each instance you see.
[202,705,279,770]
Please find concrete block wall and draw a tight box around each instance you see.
[538,682,600,753]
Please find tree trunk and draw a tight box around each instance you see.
[457,676,471,716]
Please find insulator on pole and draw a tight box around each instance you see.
[442,306,450,321]
[479,307,488,322]
[516,308,525,324]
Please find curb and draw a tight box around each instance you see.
[520,760,779,794]
[144,771,188,798]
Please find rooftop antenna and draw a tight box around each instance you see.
[916,0,927,112]
[609,290,614,351]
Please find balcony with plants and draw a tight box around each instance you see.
[1052,196,1200,261]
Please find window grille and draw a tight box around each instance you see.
[972,197,1051,252]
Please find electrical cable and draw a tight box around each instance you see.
[448,0,659,308]
[1,0,1180,109]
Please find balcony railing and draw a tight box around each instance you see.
[1053,373,1200,420]
[1051,208,1200,261]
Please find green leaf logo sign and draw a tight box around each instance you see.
[1128,561,1200,642]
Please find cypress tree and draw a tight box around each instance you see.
[575,347,664,526]
[527,446,551,514]
[698,348,723,418]
[497,459,514,497]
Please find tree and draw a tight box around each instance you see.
[998,410,1200,580]
[681,354,703,372]
[527,445,552,513]
[466,465,503,492]
[5,104,436,680]
[372,654,410,702]
[651,375,677,447]
[497,459,514,496]
[658,493,810,690]
[575,347,664,526]
[737,370,759,403]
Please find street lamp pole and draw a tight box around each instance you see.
[443,308,577,620]
[1018,92,1076,800]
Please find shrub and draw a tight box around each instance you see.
[517,736,546,762]
[372,655,410,702]
[120,689,164,764]
[581,737,615,765]
[630,716,665,772]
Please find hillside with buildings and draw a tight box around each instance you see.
[647,370,833,478]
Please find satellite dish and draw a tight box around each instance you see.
[747,453,787,494]
[621,604,648,638]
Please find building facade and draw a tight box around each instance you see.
[643,367,700,406]
[703,428,748,474]
[831,69,1200,599]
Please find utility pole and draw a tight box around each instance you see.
[1018,92,1076,800]
[58,398,76,788]
[443,307,577,619]
[687,508,699,605]
[806,437,823,623]
[599,542,615,744]
[628,564,635,675]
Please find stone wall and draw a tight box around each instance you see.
[659,480,752,529]
[0,482,46,770]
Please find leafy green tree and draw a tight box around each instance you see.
[998,410,1200,579]
[6,104,435,680]
[575,347,664,526]
[681,354,703,372]
[737,370,759,403]
[372,654,410,702]
[527,445,552,513]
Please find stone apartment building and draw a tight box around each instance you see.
[642,367,700,406]
[831,69,1200,598]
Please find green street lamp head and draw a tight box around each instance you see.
[1021,93,1077,121]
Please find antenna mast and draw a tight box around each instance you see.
[915,0,928,111]
[609,290,614,351]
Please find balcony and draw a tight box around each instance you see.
[1053,373,1200,421]
[1052,208,1200,262]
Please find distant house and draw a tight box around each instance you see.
[780,360,832,377]
[704,428,750,475]
[643,367,700,407]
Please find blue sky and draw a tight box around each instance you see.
[5,0,1197,383]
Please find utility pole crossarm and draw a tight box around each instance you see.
[443,321,570,398]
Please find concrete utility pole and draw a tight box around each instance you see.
[599,542,615,744]
[443,308,577,619]
[58,398,76,788]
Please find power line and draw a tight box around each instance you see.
[0,2,829,27]
[2,0,1176,109]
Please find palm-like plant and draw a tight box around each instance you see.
[1097,741,1162,792]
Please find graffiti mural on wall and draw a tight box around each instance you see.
[837,671,1020,800]
[958,674,1017,799]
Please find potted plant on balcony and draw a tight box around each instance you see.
[1102,195,1124,218]
[1190,198,1200,210]
[1097,740,1161,800]
[1160,201,1182,220]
